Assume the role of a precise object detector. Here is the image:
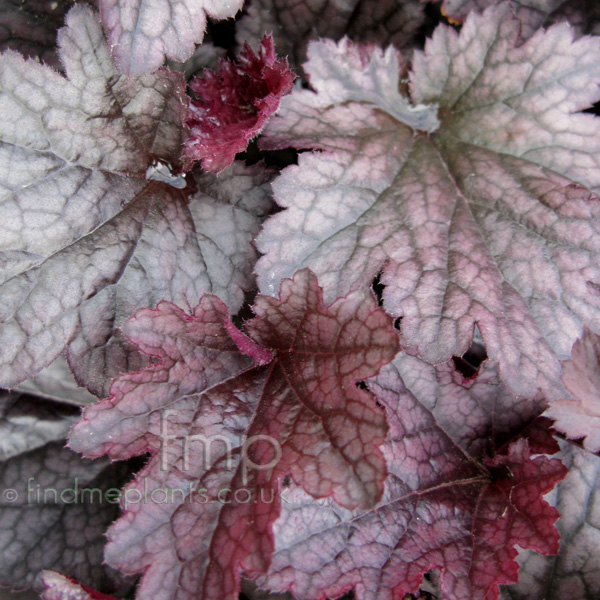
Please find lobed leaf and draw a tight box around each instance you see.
[544,328,600,451]
[502,443,600,600]
[393,349,548,457]
[257,360,567,600]
[0,6,275,394]
[257,5,600,399]
[68,270,398,600]
[98,0,244,76]
[65,162,275,397]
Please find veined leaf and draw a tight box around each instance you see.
[257,5,600,399]
[68,270,398,600]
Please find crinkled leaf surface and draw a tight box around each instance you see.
[68,270,398,600]
[99,0,243,76]
[257,6,600,400]
[502,443,600,600]
[183,35,294,173]
[0,0,74,69]
[0,7,274,394]
[256,359,566,600]
[0,5,186,389]
[39,571,118,600]
[0,395,129,592]
[65,161,275,398]
[393,349,548,457]
[544,328,600,451]
[241,580,295,600]
[237,0,425,71]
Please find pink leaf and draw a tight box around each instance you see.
[39,571,118,600]
[183,35,295,173]
[544,328,600,451]
[393,349,551,458]
[257,6,600,400]
[258,361,567,600]
[68,269,398,600]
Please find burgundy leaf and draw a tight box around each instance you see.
[68,270,398,600]
[183,35,295,173]
[98,0,244,76]
[544,328,600,451]
[258,361,567,600]
[502,443,600,600]
[257,6,600,400]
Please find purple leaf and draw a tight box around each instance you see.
[502,443,600,600]
[393,350,548,457]
[555,0,600,36]
[0,393,128,593]
[257,360,567,600]
[0,0,74,69]
[68,270,399,600]
[183,35,295,173]
[435,0,566,38]
[0,7,275,395]
[257,5,600,400]
[237,0,425,71]
[544,328,600,451]
[99,0,244,77]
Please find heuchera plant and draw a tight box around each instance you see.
[2,0,600,599]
